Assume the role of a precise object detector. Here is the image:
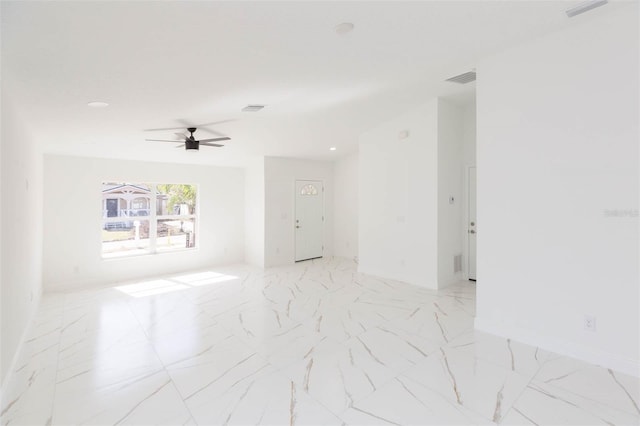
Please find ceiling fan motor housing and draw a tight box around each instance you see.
[185,139,199,150]
[186,128,199,150]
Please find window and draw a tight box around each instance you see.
[102,182,197,258]
[300,184,318,196]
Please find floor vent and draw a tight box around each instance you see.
[446,71,476,84]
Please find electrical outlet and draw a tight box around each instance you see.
[584,315,596,331]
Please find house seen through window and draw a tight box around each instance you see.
[101,182,197,258]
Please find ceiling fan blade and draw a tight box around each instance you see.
[177,118,236,137]
[175,144,185,148]
[174,132,187,139]
[146,139,185,143]
[197,119,237,138]
[199,142,224,147]
[198,119,237,127]
[198,137,231,143]
[175,118,196,128]
[199,128,225,137]
[177,118,236,128]
[143,118,238,132]
[143,126,190,132]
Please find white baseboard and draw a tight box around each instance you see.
[475,316,640,378]
[0,291,42,406]
[358,264,439,290]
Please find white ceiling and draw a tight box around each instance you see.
[1,0,627,166]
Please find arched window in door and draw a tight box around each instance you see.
[300,184,318,196]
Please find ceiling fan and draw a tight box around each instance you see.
[145,126,231,151]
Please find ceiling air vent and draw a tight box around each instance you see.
[445,71,476,84]
[242,105,265,112]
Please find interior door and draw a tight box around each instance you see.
[468,167,477,280]
[295,180,323,262]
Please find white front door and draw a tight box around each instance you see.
[295,180,324,262]
[468,167,477,280]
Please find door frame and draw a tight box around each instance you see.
[294,179,324,262]
[463,165,476,281]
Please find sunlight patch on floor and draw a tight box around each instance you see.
[114,272,239,297]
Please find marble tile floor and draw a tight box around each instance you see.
[1,258,638,425]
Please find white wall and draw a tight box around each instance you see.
[476,5,639,375]
[462,102,476,169]
[0,97,43,387]
[264,157,334,267]
[244,157,265,267]
[461,102,476,279]
[437,99,464,287]
[359,99,439,288]
[333,152,359,261]
[43,155,245,290]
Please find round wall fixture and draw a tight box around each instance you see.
[335,22,354,35]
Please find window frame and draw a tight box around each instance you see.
[101,182,199,259]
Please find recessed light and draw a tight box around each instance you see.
[335,22,354,35]
[329,147,337,151]
[87,101,109,108]
[565,0,608,18]
[398,130,410,140]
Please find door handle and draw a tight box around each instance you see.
[296,225,301,229]
[468,230,476,234]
